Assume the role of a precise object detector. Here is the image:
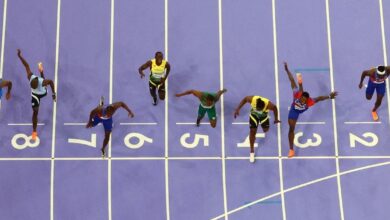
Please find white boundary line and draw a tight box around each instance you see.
[164,0,171,219]
[0,0,7,78]
[378,0,390,126]
[119,122,157,125]
[175,122,209,125]
[108,0,115,219]
[2,155,390,161]
[63,123,85,126]
[325,0,345,219]
[210,160,390,220]
[344,121,382,124]
[271,0,286,219]
[8,123,45,126]
[50,0,61,219]
[296,121,326,125]
[218,0,228,219]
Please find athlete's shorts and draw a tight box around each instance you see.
[198,105,217,120]
[92,115,113,132]
[249,113,269,129]
[288,106,307,120]
[366,80,386,96]
[0,78,3,99]
[31,92,47,108]
[149,81,165,90]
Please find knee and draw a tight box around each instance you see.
[288,126,295,133]
[210,121,217,128]
[262,127,269,133]
[366,94,372,100]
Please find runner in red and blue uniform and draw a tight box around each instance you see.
[284,62,337,158]
[86,97,134,157]
[359,65,389,121]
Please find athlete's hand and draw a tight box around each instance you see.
[17,49,21,56]
[358,83,363,89]
[38,62,44,73]
[52,93,57,102]
[284,62,289,71]
[86,121,93,128]
[175,93,181,97]
[274,119,281,124]
[329,91,338,99]
[140,72,145,78]
[5,92,11,100]
[234,109,239,118]
[221,88,227,93]
[128,112,134,118]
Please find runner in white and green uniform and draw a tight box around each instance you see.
[176,89,227,128]
[234,95,280,163]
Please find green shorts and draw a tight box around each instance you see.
[198,105,217,120]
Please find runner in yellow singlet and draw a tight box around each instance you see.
[138,52,171,105]
[234,95,280,163]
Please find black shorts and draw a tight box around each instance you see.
[31,92,47,108]
[149,80,165,92]
[249,113,269,129]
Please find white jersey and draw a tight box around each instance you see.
[30,75,47,95]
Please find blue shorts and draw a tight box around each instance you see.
[92,115,113,132]
[288,107,307,120]
[366,80,386,96]
[0,79,2,99]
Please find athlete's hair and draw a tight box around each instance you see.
[155,51,163,57]
[106,105,115,113]
[256,99,265,110]
[377,66,385,72]
[206,94,215,102]
[302,91,310,98]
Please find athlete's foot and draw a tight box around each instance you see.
[101,149,106,158]
[99,96,104,106]
[31,131,38,141]
[371,110,379,121]
[250,152,255,163]
[288,149,295,158]
[152,97,157,106]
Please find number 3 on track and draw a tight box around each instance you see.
[294,132,322,148]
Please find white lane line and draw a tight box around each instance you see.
[119,122,158,125]
[0,157,51,161]
[218,0,228,218]
[50,0,62,219]
[379,0,390,126]
[325,0,345,219]
[8,123,45,126]
[108,0,115,220]
[0,0,7,78]
[344,121,382,124]
[226,156,279,160]
[176,122,209,125]
[296,121,326,125]
[231,122,248,125]
[164,0,170,219]
[210,160,390,220]
[271,0,286,219]
[63,123,86,126]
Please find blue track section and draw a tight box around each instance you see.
[0,0,389,219]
